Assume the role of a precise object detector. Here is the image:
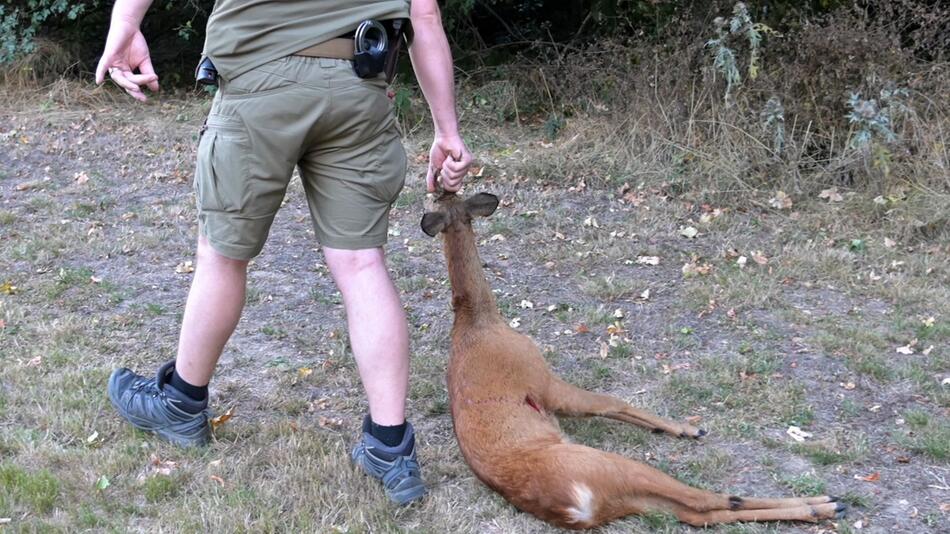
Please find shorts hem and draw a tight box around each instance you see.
[316,234,388,251]
[199,225,263,261]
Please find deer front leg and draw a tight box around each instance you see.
[542,377,706,438]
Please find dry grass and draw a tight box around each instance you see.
[1,19,949,530]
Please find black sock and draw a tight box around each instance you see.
[369,419,407,448]
[169,368,208,404]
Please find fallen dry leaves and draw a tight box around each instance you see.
[210,407,234,431]
[769,191,793,210]
[786,426,813,442]
[149,456,178,476]
[318,416,344,429]
[682,259,712,277]
[819,187,844,202]
[895,339,918,355]
[679,226,699,239]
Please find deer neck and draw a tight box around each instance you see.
[442,222,499,322]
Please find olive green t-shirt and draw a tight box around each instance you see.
[203,0,410,80]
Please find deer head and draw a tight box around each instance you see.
[420,192,499,237]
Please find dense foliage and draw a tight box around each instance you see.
[7,0,947,78]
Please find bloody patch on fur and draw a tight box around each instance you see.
[525,395,542,413]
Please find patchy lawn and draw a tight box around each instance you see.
[0,86,947,532]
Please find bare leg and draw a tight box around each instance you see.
[323,246,409,426]
[542,377,705,438]
[174,234,249,386]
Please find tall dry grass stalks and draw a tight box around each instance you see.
[452,5,948,240]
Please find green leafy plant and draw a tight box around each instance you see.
[760,96,785,156]
[705,2,777,102]
[846,85,910,148]
[0,0,95,63]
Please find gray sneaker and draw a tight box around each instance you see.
[107,360,211,448]
[351,415,426,505]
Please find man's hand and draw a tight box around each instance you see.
[427,135,472,193]
[95,19,159,102]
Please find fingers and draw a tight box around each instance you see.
[95,58,108,85]
[426,165,437,193]
[425,138,473,193]
[443,150,471,176]
[125,72,159,87]
[442,174,462,192]
[138,56,160,92]
[109,68,148,101]
[99,65,157,102]
[439,146,472,193]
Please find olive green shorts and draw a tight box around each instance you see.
[194,56,407,260]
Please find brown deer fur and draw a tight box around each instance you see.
[421,192,845,529]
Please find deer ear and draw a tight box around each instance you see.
[420,212,447,237]
[464,193,499,218]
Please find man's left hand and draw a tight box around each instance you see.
[427,135,472,193]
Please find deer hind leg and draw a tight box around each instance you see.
[672,502,845,526]
[542,377,705,438]
[507,444,841,529]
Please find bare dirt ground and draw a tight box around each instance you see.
[0,89,947,532]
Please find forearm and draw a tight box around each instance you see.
[408,9,460,138]
[110,0,153,27]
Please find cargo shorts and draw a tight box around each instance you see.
[194,55,407,260]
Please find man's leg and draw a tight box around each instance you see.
[323,245,425,505]
[107,234,248,447]
[323,246,409,426]
[174,234,250,386]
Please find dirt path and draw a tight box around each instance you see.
[0,93,947,532]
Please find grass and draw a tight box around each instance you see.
[1,51,947,531]
[899,410,950,461]
[0,464,61,514]
[143,475,179,502]
[779,473,827,497]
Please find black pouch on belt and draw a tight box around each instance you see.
[353,18,412,82]
[195,56,218,87]
[353,20,388,78]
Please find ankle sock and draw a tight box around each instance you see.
[369,418,407,448]
[169,368,209,410]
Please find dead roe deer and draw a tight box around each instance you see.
[420,192,846,529]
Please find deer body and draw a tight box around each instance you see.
[422,193,845,529]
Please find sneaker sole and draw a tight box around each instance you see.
[389,478,427,506]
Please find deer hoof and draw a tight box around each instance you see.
[678,428,706,439]
[834,502,848,518]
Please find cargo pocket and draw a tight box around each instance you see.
[371,126,408,205]
[194,117,250,213]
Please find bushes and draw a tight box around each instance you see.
[0,0,209,82]
[1,1,946,236]
[458,1,948,235]
[0,0,95,64]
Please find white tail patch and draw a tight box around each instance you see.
[565,483,595,524]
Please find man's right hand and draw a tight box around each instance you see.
[95,18,159,102]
